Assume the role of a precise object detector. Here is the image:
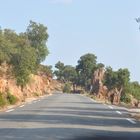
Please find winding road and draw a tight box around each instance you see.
[0,93,140,140]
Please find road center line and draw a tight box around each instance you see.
[116,111,122,115]
[6,109,14,113]
[108,106,113,109]
[19,105,25,108]
[126,118,136,124]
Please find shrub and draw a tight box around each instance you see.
[0,93,6,107]
[33,92,39,97]
[125,82,140,100]
[121,94,131,104]
[7,92,17,105]
[63,83,71,93]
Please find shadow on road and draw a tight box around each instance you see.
[0,107,139,128]
[0,94,139,140]
[0,128,140,140]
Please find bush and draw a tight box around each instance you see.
[125,82,140,100]
[0,93,6,107]
[33,92,39,97]
[121,94,131,104]
[7,92,17,105]
[63,83,71,93]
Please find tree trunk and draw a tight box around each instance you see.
[114,87,123,104]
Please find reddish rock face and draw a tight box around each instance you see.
[0,64,53,101]
[92,68,140,106]
[0,75,53,100]
[108,88,122,105]
[130,95,140,108]
[138,102,140,108]
[92,68,108,99]
[92,68,121,104]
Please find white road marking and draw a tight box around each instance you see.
[6,109,14,113]
[38,100,40,101]
[103,103,107,106]
[94,100,97,103]
[123,108,129,111]
[19,105,25,108]
[108,106,113,109]
[126,118,136,124]
[116,111,122,115]
[90,98,96,103]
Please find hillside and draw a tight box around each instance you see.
[91,67,140,108]
[0,63,57,108]
[0,21,62,108]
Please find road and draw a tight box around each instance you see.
[0,93,140,140]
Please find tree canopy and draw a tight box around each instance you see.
[26,20,49,63]
[54,61,65,81]
[0,21,50,88]
[54,53,140,102]
[54,62,77,83]
[76,53,97,90]
[104,67,130,96]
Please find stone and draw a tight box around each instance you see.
[92,68,108,99]
[92,68,121,104]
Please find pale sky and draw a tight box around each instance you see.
[0,0,140,82]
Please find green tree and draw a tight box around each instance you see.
[54,62,78,91]
[0,29,17,64]
[117,68,130,91]
[3,29,18,44]
[104,67,130,102]
[104,67,118,90]
[63,65,78,91]
[63,82,71,93]
[96,63,105,69]
[26,20,49,63]
[54,61,65,81]
[125,81,140,100]
[0,21,50,91]
[38,64,53,77]
[12,46,37,90]
[63,65,77,82]
[76,53,97,90]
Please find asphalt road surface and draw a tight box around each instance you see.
[0,93,140,140]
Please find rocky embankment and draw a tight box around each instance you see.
[91,68,140,108]
[0,63,62,108]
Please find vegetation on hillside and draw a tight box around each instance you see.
[0,21,52,89]
[0,20,140,106]
[0,91,18,107]
[54,53,140,103]
[0,21,53,107]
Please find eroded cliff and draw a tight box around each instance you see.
[0,63,55,107]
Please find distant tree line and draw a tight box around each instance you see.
[54,53,140,102]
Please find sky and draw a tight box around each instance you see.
[0,0,140,82]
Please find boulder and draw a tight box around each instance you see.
[92,68,108,99]
[92,68,121,104]
[131,96,139,107]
